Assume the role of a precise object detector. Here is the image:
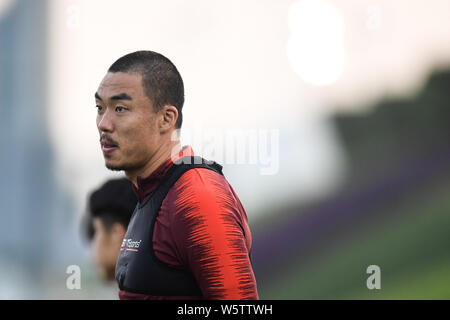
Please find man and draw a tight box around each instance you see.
[81,178,137,281]
[94,50,258,299]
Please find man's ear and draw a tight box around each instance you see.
[110,223,127,242]
[159,105,178,133]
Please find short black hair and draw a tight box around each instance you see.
[81,178,137,242]
[108,50,184,129]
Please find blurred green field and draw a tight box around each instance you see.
[261,178,450,299]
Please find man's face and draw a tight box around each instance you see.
[91,217,125,281]
[95,72,161,172]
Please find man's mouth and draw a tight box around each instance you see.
[100,139,119,154]
[102,145,118,154]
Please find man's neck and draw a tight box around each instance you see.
[126,140,182,189]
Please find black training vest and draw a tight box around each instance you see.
[115,156,224,296]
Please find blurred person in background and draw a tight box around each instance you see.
[81,178,137,281]
[95,50,258,299]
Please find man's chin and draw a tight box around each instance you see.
[105,161,136,172]
[98,266,116,282]
[105,163,124,171]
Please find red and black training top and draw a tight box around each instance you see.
[118,146,258,300]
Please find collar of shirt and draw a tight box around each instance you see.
[131,145,195,202]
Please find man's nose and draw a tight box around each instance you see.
[97,110,114,132]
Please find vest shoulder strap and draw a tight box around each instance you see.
[139,156,224,210]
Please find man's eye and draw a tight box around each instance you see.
[96,105,103,112]
[116,106,126,112]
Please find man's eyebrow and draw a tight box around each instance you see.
[110,93,133,101]
[95,92,133,101]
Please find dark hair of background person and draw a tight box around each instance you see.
[81,178,137,243]
[108,50,185,129]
